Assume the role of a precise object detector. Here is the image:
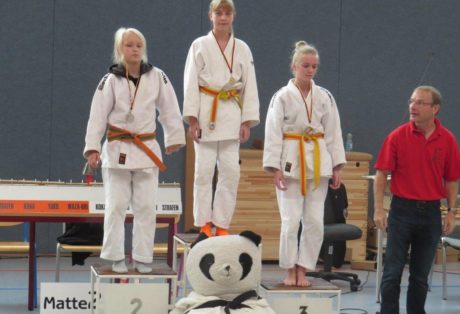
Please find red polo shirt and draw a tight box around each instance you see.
[375,118,460,200]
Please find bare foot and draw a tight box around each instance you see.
[296,265,311,287]
[283,267,297,286]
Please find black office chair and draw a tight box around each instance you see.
[306,183,362,291]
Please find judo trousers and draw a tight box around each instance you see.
[277,177,329,270]
[100,167,158,263]
[193,139,240,229]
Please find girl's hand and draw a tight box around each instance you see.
[274,170,287,191]
[165,144,181,155]
[239,122,251,143]
[86,151,100,169]
[188,117,201,143]
[329,167,342,189]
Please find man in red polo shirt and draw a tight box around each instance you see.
[373,85,460,314]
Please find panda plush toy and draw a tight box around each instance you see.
[171,231,275,314]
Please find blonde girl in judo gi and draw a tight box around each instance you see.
[263,41,346,286]
[183,0,260,237]
[84,27,185,273]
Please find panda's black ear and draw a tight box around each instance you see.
[239,230,261,246]
[191,232,209,248]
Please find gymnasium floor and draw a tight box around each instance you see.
[0,255,459,314]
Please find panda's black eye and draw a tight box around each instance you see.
[239,253,253,280]
[200,253,215,281]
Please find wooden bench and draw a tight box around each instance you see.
[0,222,31,254]
[0,241,30,253]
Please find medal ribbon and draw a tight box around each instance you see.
[295,83,313,123]
[125,66,142,112]
[212,31,236,76]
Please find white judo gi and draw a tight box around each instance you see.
[183,32,260,229]
[263,79,346,270]
[84,63,185,263]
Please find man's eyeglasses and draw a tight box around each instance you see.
[408,99,433,106]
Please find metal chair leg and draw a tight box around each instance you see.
[55,243,62,282]
[428,254,435,291]
[442,240,447,300]
[376,228,384,303]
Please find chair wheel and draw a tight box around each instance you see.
[350,278,361,291]
[350,282,360,292]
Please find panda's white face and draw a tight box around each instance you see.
[186,234,261,299]
[199,251,253,284]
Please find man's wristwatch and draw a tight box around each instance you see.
[447,208,458,215]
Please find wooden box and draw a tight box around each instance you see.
[230,149,279,260]
[341,152,373,261]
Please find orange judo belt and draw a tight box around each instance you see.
[283,132,324,196]
[107,124,166,171]
[199,86,241,130]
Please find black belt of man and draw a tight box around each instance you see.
[392,195,440,210]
